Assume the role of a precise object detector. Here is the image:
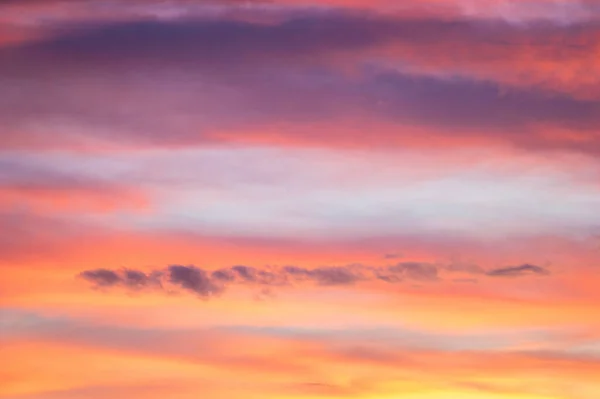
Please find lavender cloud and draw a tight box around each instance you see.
[1,12,600,153]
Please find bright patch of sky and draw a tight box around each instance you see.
[12,146,599,240]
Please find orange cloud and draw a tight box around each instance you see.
[3,325,600,399]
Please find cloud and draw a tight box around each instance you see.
[2,0,599,25]
[282,265,365,285]
[373,262,440,283]
[0,158,150,212]
[78,263,424,298]
[388,262,440,281]
[78,261,549,298]
[167,265,223,297]
[1,11,600,153]
[122,269,154,289]
[486,263,550,277]
[4,9,599,92]
[79,269,121,287]
[5,309,600,399]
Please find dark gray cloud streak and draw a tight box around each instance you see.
[78,262,550,298]
[486,264,550,277]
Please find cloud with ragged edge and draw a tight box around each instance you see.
[486,263,551,277]
[78,261,550,299]
[1,9,600,153]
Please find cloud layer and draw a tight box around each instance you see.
[1,9,600,152]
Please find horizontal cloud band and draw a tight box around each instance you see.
[78,262,549,298]
[2,9,600,153]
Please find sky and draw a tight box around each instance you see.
[1,0,600,398]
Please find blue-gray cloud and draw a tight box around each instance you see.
[486,264,550,277]
[78,261,549,298]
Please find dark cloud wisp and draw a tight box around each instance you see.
[78,261,550,298]
[486,264,550,277]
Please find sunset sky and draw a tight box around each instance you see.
[2,0,600,398]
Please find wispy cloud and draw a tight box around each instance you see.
[79,261,550,298]
[486,263,551,277]
[0,158,150,212]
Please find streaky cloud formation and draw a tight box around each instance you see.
[1,10,600,153]
[78,261,550,298]
[486,263,551,277]
[0,158,150,212]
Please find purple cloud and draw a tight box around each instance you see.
[1,12,599,153]
[486,264,550,277]
[78,261,550,299]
